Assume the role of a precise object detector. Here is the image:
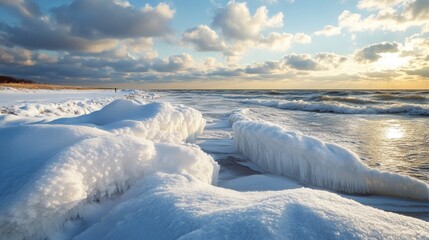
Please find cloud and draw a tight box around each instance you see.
[354,42,399,62]
[4,21,118,52]
[0,46,34,65]
[258,32,294,50]
[244,61,283,74]
[182,25,227,52]
[339,0,429,32]
[357,0,405,10]
[314,25,341,36]
[293,33,312,44]
[1,0,173,52]
[0,0,40,19]
[406,66,429,77]
[183,2,309,61]
[151,53,193,72]
[283,54,319,71]
[52,0,174,39]
[315,52,348,68]
[212,2,283,40]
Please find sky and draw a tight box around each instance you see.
[0,0,428,89]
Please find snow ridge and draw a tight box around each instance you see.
[52,100,205,143]
[230,110,429,201]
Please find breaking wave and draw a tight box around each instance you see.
[243,99,429,116]
[373,94,427,101]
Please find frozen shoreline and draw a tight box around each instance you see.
[0,88,428,239]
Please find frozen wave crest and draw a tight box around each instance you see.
[52,100,206,143]
[243,99,429,115]
[229,110,429,201]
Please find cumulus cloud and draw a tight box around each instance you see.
[0,46,34,65]
[4,21,118,52]
[183,2,310,61]
[1,0,174,53]
[53,0,174,39]
[314,25,341,36]
[315,53,348,68]
[182,25,227,52]
[339,0,429,32]
[406,67,429,77]
[354,42,399,62]
[244,61,283,74]
[0,0,40,19]
[212,2,283,40]
[258,32,294,50]
[152,53,193,72]
[357,0,405,10]
[283,54,319,71]
[293,33,312,44]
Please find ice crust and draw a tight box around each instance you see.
[0,99,218,240]
[230,110,429,201]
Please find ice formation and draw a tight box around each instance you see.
[0,99,217,240]
[52,100,206,143]
[230,110,429,201]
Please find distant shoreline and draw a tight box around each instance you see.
[0,82,112,90]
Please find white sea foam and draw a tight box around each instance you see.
[243,99,429,115]
[230,110,429,201]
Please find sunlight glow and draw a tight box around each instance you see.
[375,53,409,70]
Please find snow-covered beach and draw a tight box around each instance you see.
[0,88,428,239]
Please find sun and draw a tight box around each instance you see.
[375,53,409,70]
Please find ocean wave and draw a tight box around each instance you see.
[243,99,429,116]
[373,94,427,101]
[309,95,378,105]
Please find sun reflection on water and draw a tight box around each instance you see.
[385,125,404,139]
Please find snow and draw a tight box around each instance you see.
[230,110,429,201]
[52,100,206,143]
[73,173,429,240]
[0,88,157,125]
[0,88,428,239]
[0,95,217,240]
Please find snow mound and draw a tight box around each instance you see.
[0,89,157,120]
[243,99,429,115]
[52,100,206,143]
[0,136,218,240]
[73,173,429,239]
[0,125,109,202]
[0,98,114,117]
[229,111,429,201]
[0,100,217,240]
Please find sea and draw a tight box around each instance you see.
[158,89,429,184]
